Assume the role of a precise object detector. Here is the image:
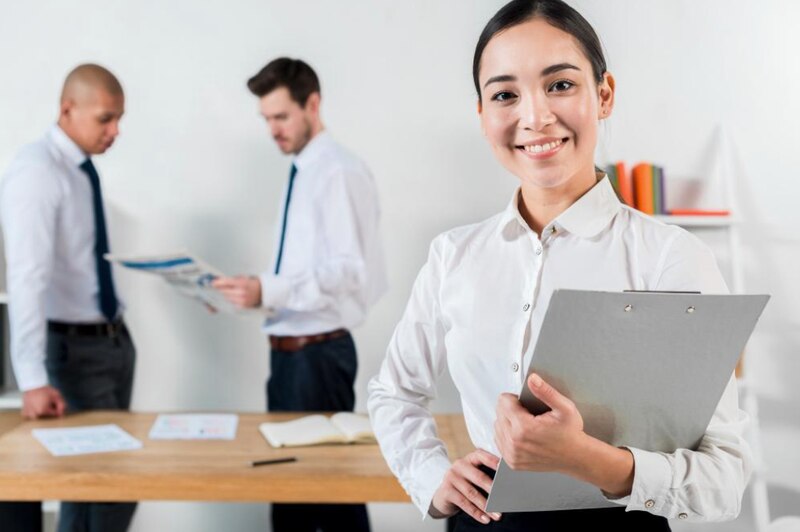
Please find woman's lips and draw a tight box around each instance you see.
[516,137,567,160]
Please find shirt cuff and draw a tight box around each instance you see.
[259,273,291,310]
[14,360,49,392]
[610,446,672,513]
[410,452,452,519]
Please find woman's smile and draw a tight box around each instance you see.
[515,136,568,160]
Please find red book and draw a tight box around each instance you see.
[669,209,731,216]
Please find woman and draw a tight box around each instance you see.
[368,1,750,530]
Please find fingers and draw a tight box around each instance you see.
[527,373,574,414]
[52,392,66,417]
[449,474,493,523]
[450,451,502,522]
[469,448,501,472]
[21,403,35,420]
[210,277,232,289]
[496,392,528,421]
[211,276,247,290]
[214,287,248,307]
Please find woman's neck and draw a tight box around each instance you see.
[518,168,599,236]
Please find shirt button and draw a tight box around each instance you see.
[678,513,688,520]
[535,247,543,255]
[511,363,520,373]
[644,499,655,509]
[522,303,530,311]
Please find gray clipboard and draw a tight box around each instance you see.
[485,289,769,513]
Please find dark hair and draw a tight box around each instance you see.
[472,0,607,100]
[247,57,321,106]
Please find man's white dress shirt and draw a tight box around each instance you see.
[1,125,118,391]
[368,176,751,522]
[259,131,387,336]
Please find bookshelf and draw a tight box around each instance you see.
[653,214,736,228]
[655,192,773,531]
[0,292,17,409]
[612,127,798,530]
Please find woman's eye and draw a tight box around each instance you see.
[490,91,516,102]
[549,80,575,93]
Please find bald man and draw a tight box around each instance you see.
[0,64,136,532]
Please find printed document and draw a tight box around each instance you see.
[32,424,142,457]
[106,251,269,315]
[149,414,239,440]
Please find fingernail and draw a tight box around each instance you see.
[491,512,502,520]
[480,514,490,524]
[530,373,543,388]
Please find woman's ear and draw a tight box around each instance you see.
[598,72,615,119]
[477,100,487,137]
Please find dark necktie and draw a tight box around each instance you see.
[80,158,119,322]
[274,163,297,275]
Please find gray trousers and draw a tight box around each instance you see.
[46,323,137,532]
[0,327,136,532]
[0,324,137,532]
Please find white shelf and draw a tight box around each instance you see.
[654,214,736,227]
[0,389,22,409]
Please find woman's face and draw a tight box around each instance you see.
[478,18,613,191]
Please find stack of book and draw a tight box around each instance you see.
[605,162,730,217]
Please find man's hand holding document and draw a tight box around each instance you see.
[105,251,270,315]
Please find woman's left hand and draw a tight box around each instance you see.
[494,372,586,474]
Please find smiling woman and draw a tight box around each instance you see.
[368,1,751,531]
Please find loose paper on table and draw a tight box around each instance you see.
[149,414,239,440]
[32,424,142,457]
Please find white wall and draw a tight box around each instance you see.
[1,1,799,530]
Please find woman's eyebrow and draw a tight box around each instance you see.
[541,63,581,76]
[483,74,516,89]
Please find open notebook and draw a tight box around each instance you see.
[259,413,376,448]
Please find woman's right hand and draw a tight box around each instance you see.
[429,449,503,524]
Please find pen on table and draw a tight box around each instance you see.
[251,457,298,467]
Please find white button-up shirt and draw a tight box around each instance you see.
[259,131,387,336]
[368,177,751,521]
[1,125,119,391]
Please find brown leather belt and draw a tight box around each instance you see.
[269,328,349,352]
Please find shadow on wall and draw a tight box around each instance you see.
[766,484,800,524]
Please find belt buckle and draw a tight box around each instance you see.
[106,323,118,338]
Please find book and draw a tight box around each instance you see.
[669,209,731,216]
[657,166,666,214]
[632,163,655,214]
[258,413,375,448]
[616,161,634,207]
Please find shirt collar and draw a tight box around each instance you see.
[497,173,622,239]
[48,124,87,168]
[292,130,332,172]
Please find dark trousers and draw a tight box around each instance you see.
[453,466,671,532]
[0,324,138,532]
[453,508,672,531]
[267,331,370,532]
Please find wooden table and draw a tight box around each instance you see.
[0,411,472,503]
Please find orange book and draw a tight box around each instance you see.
[615,162,634,207]
[632,163,654,214]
